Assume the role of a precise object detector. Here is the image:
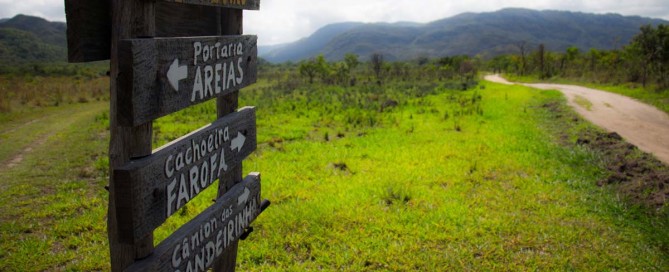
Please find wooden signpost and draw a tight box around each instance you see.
[115,107,257,243]
[119,36,258,126]
[65,0,266,271]
[160,0,260,10]
[65,0,260,63]
[126,173,262,271]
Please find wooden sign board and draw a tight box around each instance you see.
[126,173,262,272]
[65,1,256,63]
[118,35,257,126]
[156,3,231,38]
[114,107,257,243]
[160,0,260,10]
[65,0,111,62]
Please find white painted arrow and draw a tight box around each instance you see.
[237,187,250,206]
[167,58,188,92]
[230,132,246,152]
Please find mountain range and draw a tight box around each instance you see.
[260,8,667,63]
[0,9,667,64]
[0,14,67,63]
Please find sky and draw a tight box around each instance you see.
[1,0,668,46]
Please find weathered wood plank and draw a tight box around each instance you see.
[114,107,257,243]
[118,35,258,126]
[65,0,111,62]
[125,173,262,272]
[156,3,220,37]
[213,8,244,272]
[64,2,257,62]
[108,0,155,271]
[159,0,260,10]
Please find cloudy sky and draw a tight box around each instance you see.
[1,0,668,45]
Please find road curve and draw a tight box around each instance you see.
[485,74,669,165]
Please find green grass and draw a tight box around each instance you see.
[1,77,668,270]
[585,83,669,114]
[0,101,109,271]
[573,95,593,111]
[229,81,668,270]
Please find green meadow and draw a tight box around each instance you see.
[1,74,668,270]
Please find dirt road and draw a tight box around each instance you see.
[485,74,669,165]
[0,102,107,173]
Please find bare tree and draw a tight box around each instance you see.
[538,43,546,79]
[515,41,528,75]
[370,53,384,84]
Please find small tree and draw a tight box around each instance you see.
[562,46,580,76]
[298,55,332,84]
[537,44,546,79]
[343,53,359,86]
[298,59,318,84]
[458,59,475,82]
[344,53,359,72]
[313,55,332,84]
[515,41,529,75]
[333,62,350,86]
[628,24,669,88]
[588,48,600,74]
[370,53,384,84]
[657,25,669,89]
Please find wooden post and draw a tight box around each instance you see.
[215,8,244,272]
[67,1,261,270]
[108,1,155,271]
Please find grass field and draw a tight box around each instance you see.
[1,76,668,270]
[0,101,110,270]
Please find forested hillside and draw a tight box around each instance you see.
[261,8,667,62]
[0,14,67,63]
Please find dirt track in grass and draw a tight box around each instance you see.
[485,74,669,165]
[486,74,669,210]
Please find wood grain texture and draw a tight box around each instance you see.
[218,8,243,36]
[125,173,262,272]
[114,107,257,243]
[213,8,244,272]
[216,91,241,194]
[65,0,111,62]
[156,3,220,37]
[159,0,260,10]
[118,35,258,126]
[109,0,155,271]
[64,1,257,62]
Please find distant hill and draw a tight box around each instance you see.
[260,22,364,63]
[0,14,67,62]
[261,8,668,62]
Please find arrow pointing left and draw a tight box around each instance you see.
[167,58,188,92]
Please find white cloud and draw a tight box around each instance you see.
[1,0,667,45]
[0,0,65,21]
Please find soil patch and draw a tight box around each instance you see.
[542,101,669,212]
[2,134,51,170]
[581,131,669,209]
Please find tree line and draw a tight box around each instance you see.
[488,24,669,91]
[259,52,479,91]
[259,24,666,92]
